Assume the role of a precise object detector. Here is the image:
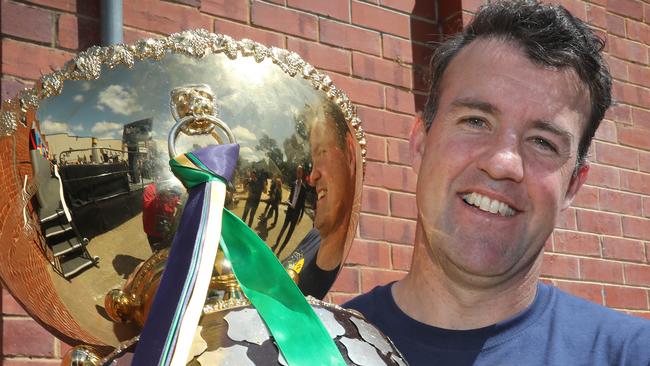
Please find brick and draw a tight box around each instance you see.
[352,52,412,88]
[3,318,55,357]
[594,119,617,143]
[624,263,650,286]
[1,76,32,101]
[390,192,417,220]
[556,207,577,230]
[608,36,648,66]
[287,37,350,74]
[606,104,632,125]
[604,286,648,310]
[364,134,386,162]
[2,289,27,316]
[329,266,359,293]
[385,87,416,114]
[556,0,587,20]
[645,3,650,24]
[555,280,603,305]
[328,73,384,108]
[576,209,622,236]
[329,293,357,305]
[170,0,201,6]
[2,360,60,366]
[580,257,624,283]
[594,142,638,170]
[602,236,646,262]
[622,216,650,240]
[603,55,628,81]
[626,19,650,45]
[1,38,73,81]
[607,0,643,20]
[586,164,620,189]
[57,13,100,51]
[631,107,650,130]
[392,244,413,270]
[586,4,607,29]
[357,106,414,139]
[628,64,650,90]
[201,0,249,22]
[123,26,159,44]
[412,42,435,68]
[599,188,642,216]
[572,185,598,209]
[628,311,650,321]
[410,17,440,43]
[361,186,389,215]
[252,1,317,40]
[365,162,417,192]
[641,152,650,173]
[1,1,52,44]
[346,239,391,268]
[288,0,350,22]
[612,81,650,109]
[214,19,284,48]
[619,127,650,150]
[124,0,212,35]
[360,268,405,292]
[382,34,413,64]
[320,18,381,56]
[644,197,650,217]
[382,0,436,18]
[553,230,600,257]
[605,13,626,37]
[386,138,410,165]
[541,253,580,279]
[359,214,415,244]
[620,170,650,195]
[351,1,410,38]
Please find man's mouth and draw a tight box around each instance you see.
[461,192,516,217]
[317,189,327,200]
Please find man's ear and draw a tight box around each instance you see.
[410,114,427,174]
[562,162,590,210]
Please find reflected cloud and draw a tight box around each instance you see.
[232,126,256,144]
[97,85,142,116]
[73,94,84,103]
[42,119,72,134]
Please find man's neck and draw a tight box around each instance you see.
[392,224,541,330]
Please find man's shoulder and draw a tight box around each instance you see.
[549,283,650,331]
[343,282,394,322]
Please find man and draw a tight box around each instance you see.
[293,99,356,299]
[273,165,307,254]
[345,1,650,365]
[241,169,265,227]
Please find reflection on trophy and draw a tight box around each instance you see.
[0,30,407,365]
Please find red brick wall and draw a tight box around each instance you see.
[1,0,649,362]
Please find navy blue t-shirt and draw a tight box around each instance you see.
[345,282,650,366]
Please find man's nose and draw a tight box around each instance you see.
[309,168,320,186]
[476,137,524,183]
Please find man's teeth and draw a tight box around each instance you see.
[462,192,515,217]
[318,190,326,199]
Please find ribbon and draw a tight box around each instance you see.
[133,144,345,366]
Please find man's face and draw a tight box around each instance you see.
[309,117,355,238]
[413,39,590,284]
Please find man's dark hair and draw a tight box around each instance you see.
[423,0,612,166]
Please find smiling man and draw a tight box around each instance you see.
[345,1,650,365]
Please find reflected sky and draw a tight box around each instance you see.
[38,53,322,163]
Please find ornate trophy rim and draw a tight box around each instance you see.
[0,29,366,349]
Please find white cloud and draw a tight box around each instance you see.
[72,124,84,132]
[97,85,142,116]
[41,119,71,135]
[239,146,263,161]
[73,94,84,102]
[80,82,92,91]
[91,121,123,139]
[232,126,256,143]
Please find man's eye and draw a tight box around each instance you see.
[463,117,488,129]
[531,137,558,153]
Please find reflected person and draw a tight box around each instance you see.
[272,166,306,254]
[241,170,264,227]
[294,100,356,299]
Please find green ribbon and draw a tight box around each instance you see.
[171,154,346,366]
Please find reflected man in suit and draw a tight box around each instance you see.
[273,165,306,254]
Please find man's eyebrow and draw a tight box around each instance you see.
[532,120,574,142]
[450,98,500,115]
